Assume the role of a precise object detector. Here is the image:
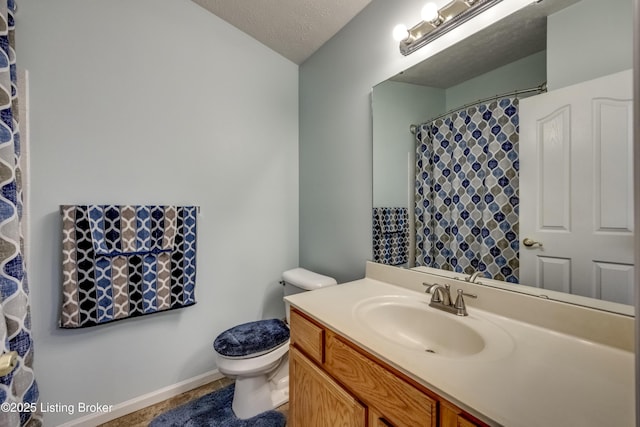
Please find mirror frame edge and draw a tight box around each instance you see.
[633,0,639,424]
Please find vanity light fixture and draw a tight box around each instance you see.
[395,0,503,56]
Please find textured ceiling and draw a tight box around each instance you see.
[192,0,372,64]
[391,0,580,88]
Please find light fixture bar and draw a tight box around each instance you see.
[441,1,470,21]
[400,0,503,56]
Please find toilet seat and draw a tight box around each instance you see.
[214,318,290,358]
[215,339,290,376]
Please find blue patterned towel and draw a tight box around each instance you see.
[372,207,409,266]
[60,205,198,328]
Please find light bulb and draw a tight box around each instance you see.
[392,24,409,42]
[421,2,440,22]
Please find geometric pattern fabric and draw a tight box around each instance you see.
[0,1,42,425]
[372,207,409,266]
[415,97,519,283]
[60,205,198,328]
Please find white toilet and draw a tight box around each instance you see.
[213,268,337,419]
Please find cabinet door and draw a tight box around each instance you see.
[325,331,436,427]
[369,409,394,426]
[290,309,324,364]
[457,418,480,427]
[289,346,366,427]
[440,401,483,427]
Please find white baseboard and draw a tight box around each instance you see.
[56,369,225,427]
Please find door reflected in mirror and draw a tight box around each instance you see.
[372,0,635,315]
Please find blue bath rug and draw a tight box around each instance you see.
[149,384,286,427]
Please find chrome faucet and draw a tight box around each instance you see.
[424,283,468,316]
[426,283,452,306]
[465,271,482,283]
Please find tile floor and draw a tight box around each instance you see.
[99,377,289,426]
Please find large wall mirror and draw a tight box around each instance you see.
[372,0,635,315]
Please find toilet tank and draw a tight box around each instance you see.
[282,268,337,323]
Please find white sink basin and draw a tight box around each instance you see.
[353,295,514,360]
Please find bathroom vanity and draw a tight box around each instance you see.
[285,262,635,427]
[289,308,484,426]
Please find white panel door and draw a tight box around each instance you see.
[520,70,634,304]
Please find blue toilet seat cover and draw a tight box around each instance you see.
[213,319,290,358]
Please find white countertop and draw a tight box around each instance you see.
[285,278,635,427]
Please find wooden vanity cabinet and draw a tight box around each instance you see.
[439,401,483,427]
[289,308,487,427]
[290,346,366,426]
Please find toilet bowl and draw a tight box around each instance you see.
[213,268,337,419]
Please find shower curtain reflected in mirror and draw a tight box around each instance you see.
[415,97,520,283]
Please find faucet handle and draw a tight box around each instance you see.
[454,289,468,316]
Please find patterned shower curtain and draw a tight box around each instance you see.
[0,1,41,426]
[415,97,520,283]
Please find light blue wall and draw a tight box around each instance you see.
[372,81,445,208]
[17,0,298,424]
[547,0,633,90]
[299,0,422,282]
[445,50,547,110]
